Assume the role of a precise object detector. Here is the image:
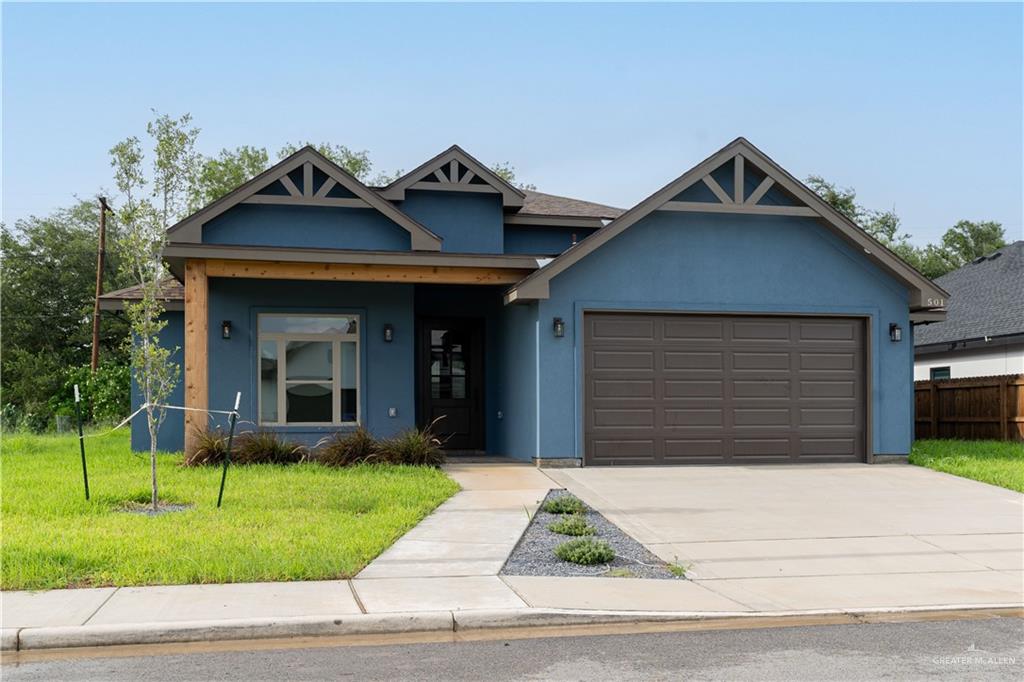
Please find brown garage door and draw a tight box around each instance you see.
[584,313,866,465]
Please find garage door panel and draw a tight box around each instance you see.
[592,350,655,370]
[662,319,724,341]
[733,352,791,370]
[799,321,857,342]
[800,408,856,426]
[593,379,655,399]
[589,439,656,461]
[734,408,790,427]
[664,351,723,370]
[664,439,725,462]
[593,408,655,428]
[590,317,655,342]
[800,352,856,371]
[799,437,858,457]
[733,380,790,398]
[664,380,723,398]
[665,408,723,427]
[732,320,792,342]
[800,380,855,398]
[585,313,865,465]
[734,438,792,458]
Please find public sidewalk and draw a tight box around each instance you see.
[2,462,1022,651]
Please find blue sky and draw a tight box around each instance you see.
[3,2,1022,245]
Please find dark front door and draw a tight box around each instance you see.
[418,318,484,451]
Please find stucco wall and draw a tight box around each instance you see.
[202,204,411,251]
[533,211,914,460]
[399,190,504,254]
[504,225,598,256]
[492,301,539,460]
[200,279,417,446]
[914,343,1024,380]
[131,311,185,452]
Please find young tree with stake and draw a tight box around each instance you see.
[110,112,198,511]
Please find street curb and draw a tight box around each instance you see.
[5,604,1021,652]
[11,611,453,651]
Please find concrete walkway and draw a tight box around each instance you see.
[3,462,1022,651]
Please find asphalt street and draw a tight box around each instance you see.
[4,617,1023,681]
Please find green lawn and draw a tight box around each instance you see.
[1,431,458,591]
[910,439,1024,493]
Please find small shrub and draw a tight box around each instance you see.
[668,562,688,578]
[234,430,306,465]
[541,494,586,515]
[183,428,230,466]
[316,427,378,467]
[554,538,615,565]
[547,515,595,536]
[376,425,445,466]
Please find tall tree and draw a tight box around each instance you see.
[938,220,1007,268]
[1,201,132,422]
[110,112,195,511]
[190,145,269,210]
[491,161,537,191]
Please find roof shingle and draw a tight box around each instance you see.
[520,190,624,220]
[914,241,1024,346]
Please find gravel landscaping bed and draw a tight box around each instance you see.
[501,489,683,580]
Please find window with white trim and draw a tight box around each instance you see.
[258,314,359,425]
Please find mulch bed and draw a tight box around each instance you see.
[500,489,683,580]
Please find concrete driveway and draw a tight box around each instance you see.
[544,464,1024,611]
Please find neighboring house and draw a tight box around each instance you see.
[914,241,1024,381]
[100,138,947,466]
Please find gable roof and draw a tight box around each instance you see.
[504,137,950,310]
[520,190,623,220]
[379,145,525,208]
[166,146,443,251]
[914,241,1024,347]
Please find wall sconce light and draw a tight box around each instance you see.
[889,323,902,343]
[553,317,565,338]
[383,323,394,343]
[221,320,232,339]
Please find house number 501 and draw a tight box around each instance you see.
[927,298,946,307]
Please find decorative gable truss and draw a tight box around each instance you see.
[505,137,949,311]
[657,152,819,218]
[167,147,442,250]
[380,145,525,208]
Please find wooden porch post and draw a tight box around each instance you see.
[184,259,208,454]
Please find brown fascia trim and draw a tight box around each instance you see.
[504,214,607,229]
[162,243,547,278]
[504,138,950,309]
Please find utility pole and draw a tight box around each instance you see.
[90,197,112,373]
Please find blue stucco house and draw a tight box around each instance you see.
[102,138,948,465]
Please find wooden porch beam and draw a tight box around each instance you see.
[183,259,208,455]
[204,258,532,285]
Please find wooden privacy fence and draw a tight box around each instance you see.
[914,374,1024,441]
